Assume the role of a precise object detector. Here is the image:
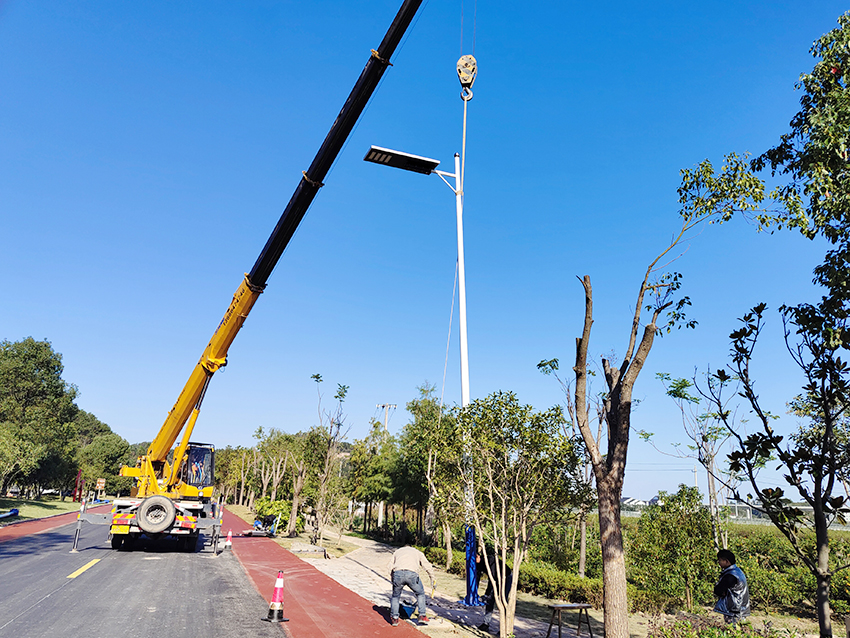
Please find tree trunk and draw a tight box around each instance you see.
[579,510,587,578]
[443,519,453,570]
[814,508,833,638]
[286,490,300,537]
[706,461,721,552]
[364,501,370,533]
[598,485,629,638]
[286,463,305,537]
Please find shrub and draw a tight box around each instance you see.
[417,546,465,575]
[518,560,603,608]
[647,617,799,638]
[627,486,715,609]
[528,518,603,578]
[831,566,850,617]
[254,498,302,532]
[627,584,678,614]
[728,526,799,573]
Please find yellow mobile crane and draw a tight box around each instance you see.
[78,0,423,551]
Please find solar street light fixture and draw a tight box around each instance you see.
[363,146,440,175]
[364,145,469,407]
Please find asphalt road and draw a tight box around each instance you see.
[0,521,290,638]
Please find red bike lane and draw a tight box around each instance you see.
[222,507,423,638]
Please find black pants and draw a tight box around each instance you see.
[484,572,513,616]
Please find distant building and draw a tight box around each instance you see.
[620,497,650,510]
[727,501,753,519]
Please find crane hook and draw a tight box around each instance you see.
[457,55,477,101]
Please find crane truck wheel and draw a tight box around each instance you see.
[136,495,177,535]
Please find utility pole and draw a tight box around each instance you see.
[376,403,396,433]
[375,403,396,528]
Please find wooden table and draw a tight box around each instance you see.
[546,603,593,638]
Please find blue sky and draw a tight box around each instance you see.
[1,1,846,499]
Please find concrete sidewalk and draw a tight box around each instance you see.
[285,531,579,638]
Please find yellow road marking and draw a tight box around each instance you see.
[67,559,100,579]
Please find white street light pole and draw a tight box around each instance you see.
[363,148,471,406]
[364,53,480,607]
[364,56,477,407]
[451,152,470,407]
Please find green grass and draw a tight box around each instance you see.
[0,496,83,525]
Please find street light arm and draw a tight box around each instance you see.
[433,170,458,193]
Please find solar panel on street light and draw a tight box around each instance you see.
[363,146,440,175]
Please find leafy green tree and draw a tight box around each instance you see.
[0,338,79,494]
[628,485,715,610]
[686,13,850,637]
[347,419,397,534]
[701,304,850,638]
[363,420,395,524]
[74,410,112,447]
[78,433,132,494]
[284,437,308,536]
[260,429,294,502]
[0,427,40,494]
[214,445,242,504]
[403,383,462,562]
[454,391,589,638]
[395,382,448,544]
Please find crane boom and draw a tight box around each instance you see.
[104,1,424,549]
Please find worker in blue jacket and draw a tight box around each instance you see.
[714,549,750,623]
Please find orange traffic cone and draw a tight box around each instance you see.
[224,529,233,550]
[261,570,289,622]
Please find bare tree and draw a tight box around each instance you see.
[285,447,307,537]
[310,374,350,547]
[545,154,771,638]
[642,373,735,550]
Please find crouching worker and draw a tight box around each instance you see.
[714,549,750,624]
[387,545,435,627]
[478,552,513,633]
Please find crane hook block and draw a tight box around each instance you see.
[457,55,477,90]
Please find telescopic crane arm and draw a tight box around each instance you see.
[121,0,424,500]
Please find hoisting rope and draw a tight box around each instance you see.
[460,0,478,57]
[438,259,459,419]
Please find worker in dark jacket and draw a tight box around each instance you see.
[477,553,513,633]
[714,549,750,623]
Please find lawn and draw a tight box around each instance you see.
[0,496,83,526]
